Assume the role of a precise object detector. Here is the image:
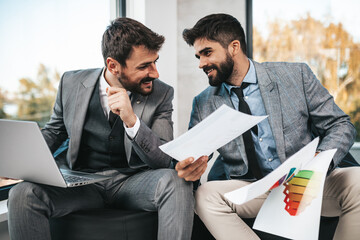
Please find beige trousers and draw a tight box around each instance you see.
[195,167,360,240]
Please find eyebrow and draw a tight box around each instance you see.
[138,56,159,67]
[195,47,212,59]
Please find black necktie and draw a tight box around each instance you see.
[232,83,263,179]
[109,111,118,128]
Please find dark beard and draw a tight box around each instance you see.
[138,77,155,95]
[118,75,154,95]
[206,54,234,87]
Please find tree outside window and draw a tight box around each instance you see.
[252,0,360,141]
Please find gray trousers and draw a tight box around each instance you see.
[8,169,194,240]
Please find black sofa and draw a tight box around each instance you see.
[50,209,338,240]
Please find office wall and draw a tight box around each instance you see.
[177,0,247,135]
[129,0,247,136]
[144,0,179,135]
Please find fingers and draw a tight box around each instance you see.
[107,87,129,107]
[185,160,207,181]
[176,156,208,181]
[106,87,136,127]
[108,97,122,115]
[107,87,130,113]
[175,157,195,171]
[107,86,126,96]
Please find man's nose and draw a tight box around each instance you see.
[198,57,207,69]
[148,63,159,79]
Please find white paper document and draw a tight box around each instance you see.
[253,149,335,240]
[159,104,267,161]
[224,138,320,205]
[224,137,336,240]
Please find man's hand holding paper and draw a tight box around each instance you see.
[175,156,208,181]
[160,104,267,181]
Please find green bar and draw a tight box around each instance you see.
[296,170,314,179]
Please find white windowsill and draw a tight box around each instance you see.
[0,200,8,222]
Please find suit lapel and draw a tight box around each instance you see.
[254,62,286,162]
[125,93,148,161]
[213,84,234,109]
[68,69,102,168]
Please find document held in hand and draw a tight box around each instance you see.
[224,137,336,240]
[159,104,267,161]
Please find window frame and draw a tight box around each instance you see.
[246,0,253,58]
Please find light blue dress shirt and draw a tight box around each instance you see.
[223,59,281,176]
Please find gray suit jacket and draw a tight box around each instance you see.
[42,68,174,170]
[189,61,357,180]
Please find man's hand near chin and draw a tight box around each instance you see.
[175,156,208,181]
[107,86,137,128]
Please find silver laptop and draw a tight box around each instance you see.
[0,119,111,188]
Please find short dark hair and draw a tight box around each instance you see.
[102,17,165,67]
[183,13,247,55]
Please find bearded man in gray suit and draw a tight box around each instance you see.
[7,17,194,240]
[175,13,360,240]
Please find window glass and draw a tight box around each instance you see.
[253,0,360,141]
[0,0,110,189]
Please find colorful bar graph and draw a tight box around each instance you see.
[283,170,322,216]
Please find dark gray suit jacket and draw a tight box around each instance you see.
[189,61,357,180]
[42,68,174,170]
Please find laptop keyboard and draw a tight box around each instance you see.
[63,174,94,183]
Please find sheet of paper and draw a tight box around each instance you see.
[253,149,336,240]
[159,104,267,161]
[224,137,319,205]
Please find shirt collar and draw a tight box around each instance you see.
[223,59,257,94]
[99,67,131,96]
[99,67,109,95]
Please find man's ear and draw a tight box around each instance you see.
[106,57,121,75]
[228,40,241,57]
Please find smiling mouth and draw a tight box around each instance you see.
[141,80,153,89]
[141,82,151,87]
[141,78,154,84]
[204,68,215,76]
